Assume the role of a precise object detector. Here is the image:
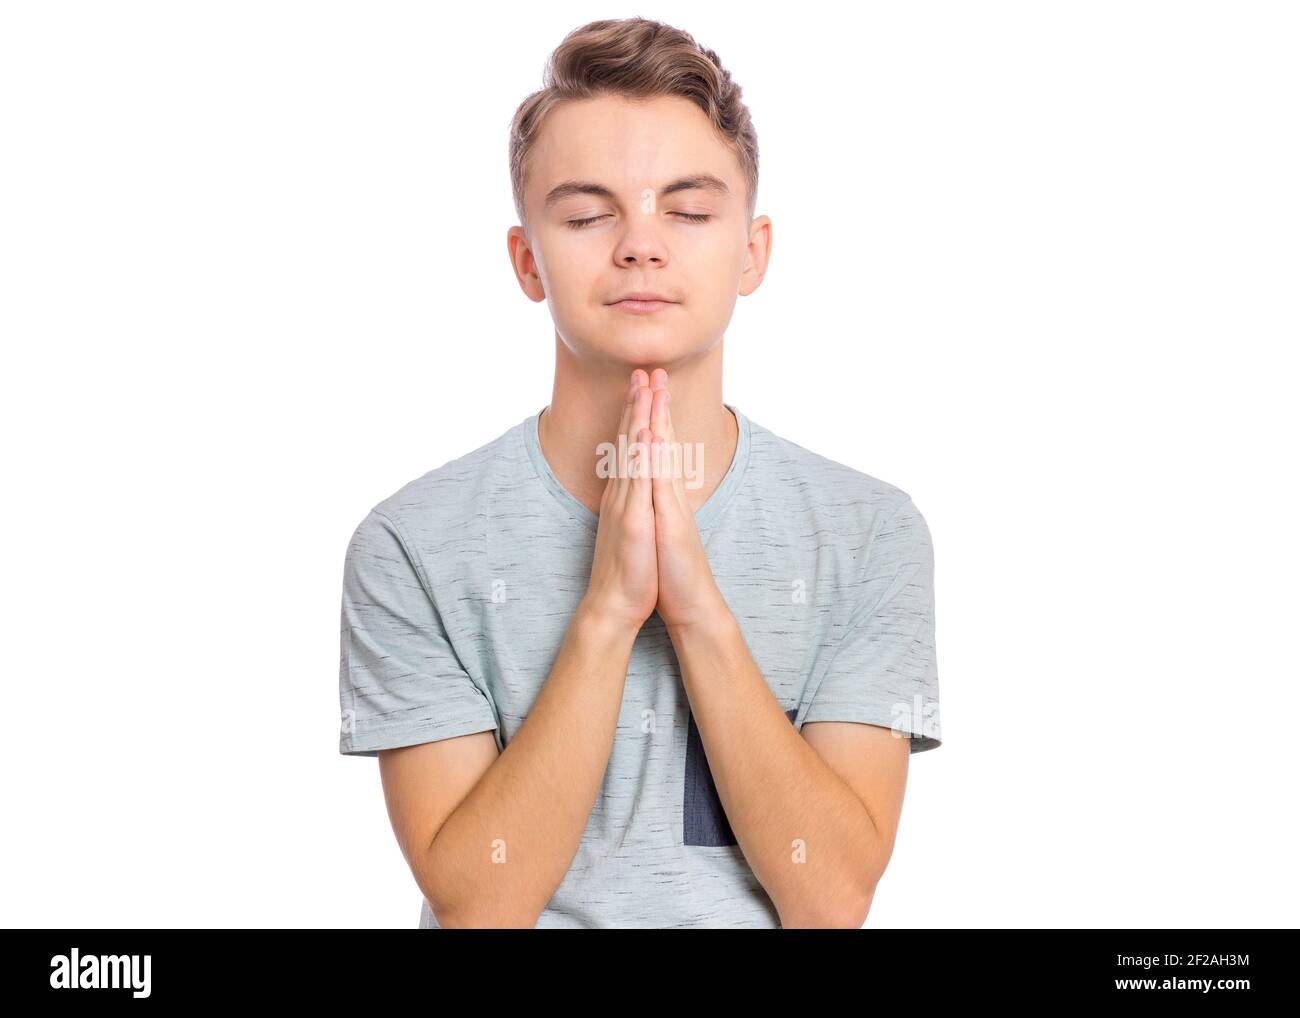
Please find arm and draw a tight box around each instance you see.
[641,370,911,927]
[667,610,910,928]
[379,373,660,928]
[380,602,638,928]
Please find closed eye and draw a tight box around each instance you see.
[565,212,713,230]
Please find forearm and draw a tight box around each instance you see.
[420,600,638,927]
[668,610,885,928]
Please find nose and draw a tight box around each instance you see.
[613,220,668,267]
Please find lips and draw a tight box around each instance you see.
[609,297,676,314]
[609,292,676,304]
[607,291,679,315]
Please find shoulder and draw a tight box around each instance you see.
[350,416,530,550]
[743,416,924,540]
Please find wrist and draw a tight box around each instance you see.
[573,596,645,644]
[663,596,735,642]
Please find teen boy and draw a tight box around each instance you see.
[338,17,941,928]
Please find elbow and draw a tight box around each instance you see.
[430,901,540,929]
[420,877,539,928]
[820,884,877,929]
[843,881,877,928]
[780,879,878,929]
[418,857,541,928]
[416,840,543,928]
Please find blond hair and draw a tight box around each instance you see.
[509,17,759,229]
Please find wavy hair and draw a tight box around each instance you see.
[509,17,759,229]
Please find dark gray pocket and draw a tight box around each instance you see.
[683,706,798,846]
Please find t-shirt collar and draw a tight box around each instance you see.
[521,401,751,535]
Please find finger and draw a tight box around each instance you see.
[646,373,673,507]
[651,434,677,517]
[659,394,691,507]
[618,371,639,433]
[652,371,676,447]
[632,426,655,510]
[650,385,671,444]
[611,372,640,503]
[619,383,653,509]
[628,382,653,459]
[648,385,678,492]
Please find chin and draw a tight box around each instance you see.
[595,330,701,368]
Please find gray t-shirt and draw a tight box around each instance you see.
[338,403,941,928]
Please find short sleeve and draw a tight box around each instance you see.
[802,496,942,752]
[338,509,498,757]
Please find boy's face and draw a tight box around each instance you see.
[512,93,769,370]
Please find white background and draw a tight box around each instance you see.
[2,1,1296,928]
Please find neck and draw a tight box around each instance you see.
[537,334,738,516]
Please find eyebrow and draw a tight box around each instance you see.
[543,173,732,209]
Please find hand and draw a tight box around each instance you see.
[646,369,730,631]
[580,370,659,631]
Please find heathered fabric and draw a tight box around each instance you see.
[338,403,941,928]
